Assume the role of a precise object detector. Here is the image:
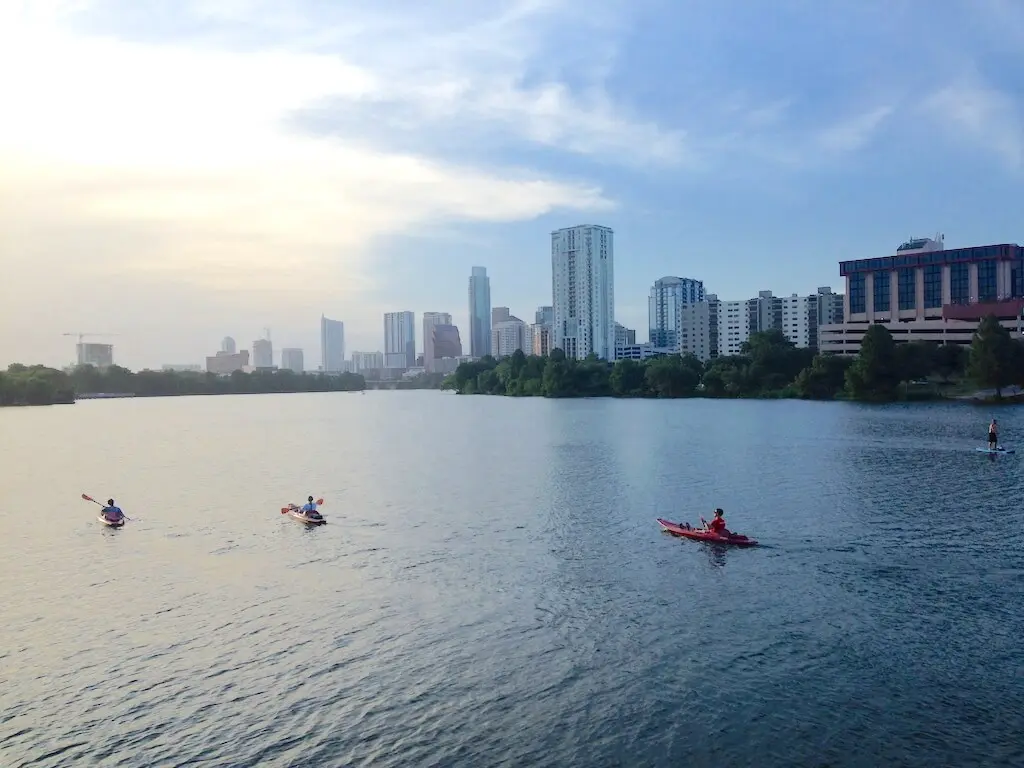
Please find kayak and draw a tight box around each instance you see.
[656,518,757,546]
[288,509,326,525]
[976,446,1015,455]
[98,514,125,528]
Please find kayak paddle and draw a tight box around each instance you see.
[280,498,324,514]
[82,493,131,521]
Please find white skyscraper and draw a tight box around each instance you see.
[384,311,416,369]
[320,316,345,373]
[422,312,452,372]
[551,225,615,360]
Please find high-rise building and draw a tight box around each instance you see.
[678,302,712,361]
[281,348,304,373]
[320,316,345,373]
[76,343,113,368]
[551,224,615,360]
[492,307,511,326]
[491,315,526,358]
[535,306,554,327]
[221,336,236,354]
[649,276,706,350]
[252,338,273,368]
[384,311,416,369]
[615,323,636,348]
[468,266,491,358]
[431,324,463,362]
[206,349,249,374]
[779,294,818,350]
[351,351,384,372]
[422,312,452,372]
[527,324,551,356]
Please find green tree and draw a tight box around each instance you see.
[845,324,900,401]
[933,343,967,383]
[793,354,852,400]
[968,315,1023,398]
[609,358,648,396]
[895,341,937,383]
[645,355,702,397]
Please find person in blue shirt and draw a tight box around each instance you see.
[300,496,321,519]
[101,499,124,522]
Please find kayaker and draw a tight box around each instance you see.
[102,499,123,521]
[707,509,730,536]
[301,496,321,519]
[988,419,998,450]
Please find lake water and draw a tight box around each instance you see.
[1,392,1023,767]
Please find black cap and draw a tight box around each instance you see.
[308,496,314,502]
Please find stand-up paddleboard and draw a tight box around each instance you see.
[976,446,1015,455]
[98,514,125,527]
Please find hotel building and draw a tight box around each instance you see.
[820,237,1024,353]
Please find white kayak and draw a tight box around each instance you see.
[98,514,125,527]
[288,509,326,525]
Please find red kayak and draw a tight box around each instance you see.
[656,518,758,547]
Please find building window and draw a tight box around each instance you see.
[923,265,942,309]
[898,267,916,311]
[978,260,997,302]
[850,273,866,314]
[873,271,890,313]
[950,263,969,304]
[1013,260,1024,299]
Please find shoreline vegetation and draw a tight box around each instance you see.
[442,315,1024,404]
[0,364,365,407]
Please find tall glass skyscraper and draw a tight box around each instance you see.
[320,315,345,373]
[384,311,416,369]
[649,276,705,349]
[468,266,491,358]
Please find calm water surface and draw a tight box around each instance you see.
[1,392,1023,767]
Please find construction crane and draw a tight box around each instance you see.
[63,332,118,345]
[63,332,119,367]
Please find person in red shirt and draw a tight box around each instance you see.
[707,508,731,536]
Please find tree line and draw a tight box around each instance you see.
[0,364,366,407]
[442,316,1023,402]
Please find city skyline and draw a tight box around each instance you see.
[4,2,1024,369]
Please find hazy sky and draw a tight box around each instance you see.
[2,0,1023,369]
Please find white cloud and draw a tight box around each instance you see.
[0,1,633,366]
[922,77,1024,168]
[815,105,894,153]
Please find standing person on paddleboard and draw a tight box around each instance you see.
[101,499,124,522]
[989,419,999,451]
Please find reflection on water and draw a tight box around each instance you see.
[0,393,1022,767]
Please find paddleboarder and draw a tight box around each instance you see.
[988,419,999,451]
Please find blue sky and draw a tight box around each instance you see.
[2,0,1023,367]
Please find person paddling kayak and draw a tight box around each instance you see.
[300,496,322,519]
[988,419,999,450]
[101,499,124,522]
[706,508,731,536]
